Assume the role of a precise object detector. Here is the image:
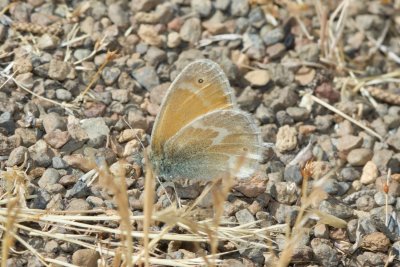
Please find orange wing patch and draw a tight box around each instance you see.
[151,60,235,155]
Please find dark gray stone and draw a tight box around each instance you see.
[284,164,303,184]
[319,198,353,219]
[0,112,15,134]
[131,66,160,91]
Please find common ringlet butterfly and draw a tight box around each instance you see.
[149,59,262,180]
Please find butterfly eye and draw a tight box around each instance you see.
[198,78,204,84]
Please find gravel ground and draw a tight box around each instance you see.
[1,0,400,266]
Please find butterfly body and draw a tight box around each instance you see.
[150,60,262,181]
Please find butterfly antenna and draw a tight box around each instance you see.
[122,118,181,208]
[122,117,146,150]
[172,182,182,209]
[155,176,175,206]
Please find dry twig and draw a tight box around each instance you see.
[306,93,383,140]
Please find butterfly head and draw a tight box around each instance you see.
[148,149,176,180]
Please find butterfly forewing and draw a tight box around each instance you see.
[150,60,235,155]
[160,109,262,180]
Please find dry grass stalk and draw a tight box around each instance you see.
[342,70,400,108]
[326,0,349,62]
[209,178,232,266]
[365,87,400,105]
[313,1,348,70]
[73,35,109,65]
[307,93,383,140]
[197,34,242,48]
[0,204,276,266]
[75,50,118,102]
[1,197,19,266]
[281,1,313,41]
[384,169,391,225]
[0,166,30,265]
[314,0,328,58]
[0,154,279,266]
[66,1,91,23]
[140,151,156,267]
[276,161,347,267]
[0,2,14,16]
[63,23,81,62]
[92,159,134,267]
[12,21,63,36]
[276,162,313,267]
[353,18,400,65]
[348,70,400,91]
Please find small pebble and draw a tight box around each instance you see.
[266,43,286,59]
[102,67,121,85]
[44,240,59,253]
[261,27,285,46]
[335,135,363,152]
[234,176,267,198]
[111,89,129,103]
[55,89,72,101]
[67,198,91,211]
[230,0,249,16]
[72,249,100,267]
[38,168,60,188]
[340,167,360,182]
[360,161,378,184]
[243,33,265,60]
[286,107,309,121]
[167,32,181,48]
[276,125,297,152]
[347,148,373,166]
[244,69,270,87]
[37,34,60,50]
[374,191,396,206]
[108,2,129,27]
[276,110,294,126]
[0,112,15,134]
[80,118,109,147]
[48,59,74,81]
[138,24,164,46]
[387,128,400,151]
[356,251,387,266]
[235,209,256,225]
[131,66,160,91]
[73,49,91,61]
[191,0,212,17]
[180,18,202,44]
[356,195,375,211]
[144,46,167,66]
[284,164,303,184]
[52,157,68,169]
[310,238,339,267]
[28,140,52,167]
[319,198,353,219]
[6,146,28,167]
[314,224,329,239]
[360,232,390,252]
[215,0,230,10]
[270,181,298,204]
[268,202,298,225]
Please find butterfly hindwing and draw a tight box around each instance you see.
[155,109,262,180]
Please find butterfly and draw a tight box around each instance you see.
[149,59,262,181]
